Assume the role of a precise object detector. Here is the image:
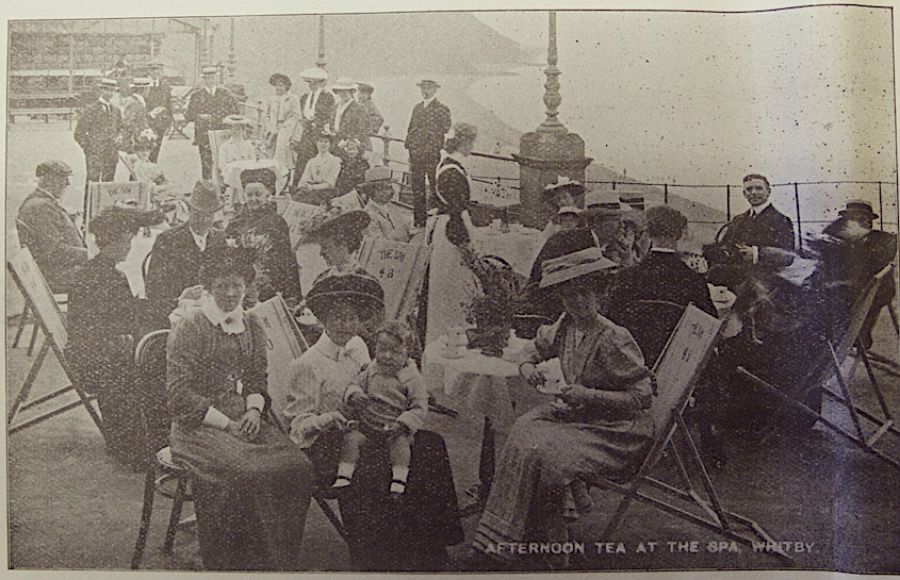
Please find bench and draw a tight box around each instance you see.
[9,108,76,123]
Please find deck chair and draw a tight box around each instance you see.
[588,304,792,563]
[7,247,102,435]
[736,263,900,471]
[617,300,686,367]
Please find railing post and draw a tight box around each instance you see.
[256,99,264,140]
[381,125,391,168]
[878,181,884,231]
[725,185,731,222]
[663,183,669,205]
[793,182,802,250]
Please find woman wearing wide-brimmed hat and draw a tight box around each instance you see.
[281,271,464,571]
[218,114,257,169]
[304,208,372,286]
[166,245,313,571]
[470,232,655,568]
[66,206,168,468]
[265,73,301,173]
[541,177,587,240]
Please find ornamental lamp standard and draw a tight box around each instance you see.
[513,11,592,229]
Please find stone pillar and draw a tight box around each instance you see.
[514,12,592,230]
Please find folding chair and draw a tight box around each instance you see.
[7,247,102,435]
[617,299,686,367]
[588,304,792,563]
[12,218,68,356]
[737,264,900,471]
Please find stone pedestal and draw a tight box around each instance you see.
[514,131,592,230]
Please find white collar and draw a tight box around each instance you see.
[749,201,772,215]
[206,86,216,95]
[422,96,435,107]
[444,150,466,165]
[99,96,111,106]
[189,227,210,249]
[314,331,367,362]
[201,294,245,334]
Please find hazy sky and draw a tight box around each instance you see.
[471,7,896,187]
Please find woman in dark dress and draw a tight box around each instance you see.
[334,138,370,196]
[283,271,464,571]
[166,246,313,571]
[66,206,168,468]
[225,167,303,308]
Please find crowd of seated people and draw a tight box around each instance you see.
[14,67,898,573]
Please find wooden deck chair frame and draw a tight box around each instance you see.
[118,151,139,180]
[736,264,900,472]
[207,129,230,194]
[589,304,792,564]
[7,247,103,435]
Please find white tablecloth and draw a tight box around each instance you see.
[422,333,558,431]
[471,226,544,278]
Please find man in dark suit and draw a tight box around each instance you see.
[74,78,122,190]
[145,61,173,162]
[16,160,88,293]
[330,78,367,147]
[610,205,717,319]
[291,67,335,188]
[405,79,451,229]
[120,78,152,154]
[185,66,239,180]
[145,180,227,328]
[357,82,384,154]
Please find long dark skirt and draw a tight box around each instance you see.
[170,395,313,571]
[309,429,464,571]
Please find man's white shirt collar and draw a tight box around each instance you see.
[189,228,210,251]
[749,200,772,216]
[422,96,435,107]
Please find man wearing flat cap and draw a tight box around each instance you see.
[145,61,173,162]
[120,78,153,154]
[16,160,88,293]
[291,67,335,188]
[75,78,123,189]
[145,180,227,328]
[186,66,239,180]
[405,79,452,229]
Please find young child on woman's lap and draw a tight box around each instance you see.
[335,320,428,494]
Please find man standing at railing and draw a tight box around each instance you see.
[74,78,122,190]
[357,82,384,156]
[405,79,451,230]
[145,61,173,163]
[186,66,239,180]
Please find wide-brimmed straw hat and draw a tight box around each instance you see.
[90,206,165,239]
[539,246,619,289]
[130,77,152,88]
[331,77,357,91]
[305,209,370,242]
[186,180,224,213]
[544,176,586,197]
[839,199,878,220]
[305,271,385,320]
[356,166,399,191]
[300,67,328,82]
[223,114,253,126]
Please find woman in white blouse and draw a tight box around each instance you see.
[265,73,301,176]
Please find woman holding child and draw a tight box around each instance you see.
[281,271,463,571]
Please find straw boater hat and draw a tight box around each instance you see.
[356,166,399,191]
[545,176,586,198]
[186,180,224,213]
[98,77,119,89]
[146,60,164,69]
[416,79,440,88]
[300,67,329,82]
[539,246,619,289]
[201,65,219,75]
[839,199,878,220]
[556,205,582,218]
[130,77,152,89]
[223,114,253,126]
[305,209,371,242]
[331,77,357,92]
[305,270,385,320]
[582,190,633,217]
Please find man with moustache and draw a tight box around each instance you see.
[145,61,173,162]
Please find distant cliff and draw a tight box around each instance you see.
[221,12,530,80]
